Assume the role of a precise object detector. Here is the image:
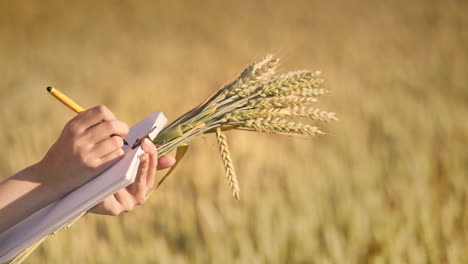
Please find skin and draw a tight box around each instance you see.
[0,105,175,233]
[89,138,175,215]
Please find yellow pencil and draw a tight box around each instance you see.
[47,86,85,113]
[47,86,128,145]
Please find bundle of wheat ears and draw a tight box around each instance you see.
[12,54,336,263]
[153,54,337,200]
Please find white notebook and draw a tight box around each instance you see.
[0,110,167,263]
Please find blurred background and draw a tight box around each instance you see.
[1,0,467,263]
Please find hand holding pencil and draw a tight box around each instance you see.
[44,87,175,215]
[39,103,131,197]
[47,86,128,145]
[0,97,132,232]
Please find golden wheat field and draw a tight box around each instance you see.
[1,0,468,263]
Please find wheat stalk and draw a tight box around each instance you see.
[278,106,337,121]
[242,117,324,136]
[290,87,328,97]
[247,96,318,109]
[215,127,240,200]
[221,55,280,100]
[224,106,337,123]
[259,70,323,97]
[154,54,335,193]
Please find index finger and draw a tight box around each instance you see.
[70,105,117,132]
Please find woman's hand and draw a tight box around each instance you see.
[89,138,176,215]
[38,105,129,197]
[0,105,135,232]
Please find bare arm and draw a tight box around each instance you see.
[0,163,53,233]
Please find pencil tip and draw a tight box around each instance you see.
[47,86,52,92]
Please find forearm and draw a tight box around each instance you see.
[0,162,58,233]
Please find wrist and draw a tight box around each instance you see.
[34,158,85,200]
[31,159,64,197]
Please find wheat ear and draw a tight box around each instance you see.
[223,55,279,99]
[243,117,324,136]
[247,96,318,109]
[215,127,240,200]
